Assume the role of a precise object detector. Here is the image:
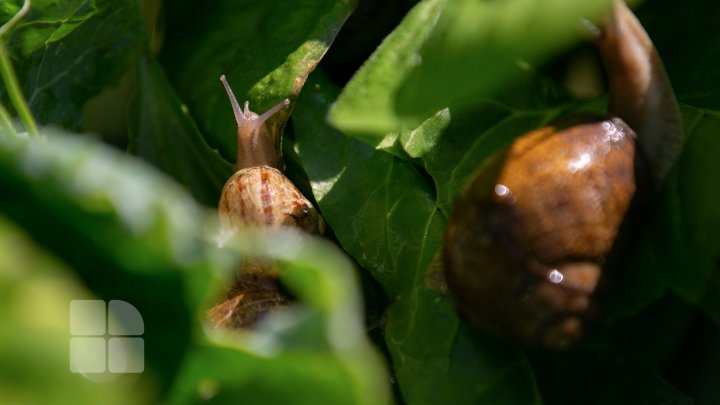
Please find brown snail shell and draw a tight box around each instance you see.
[444,115,643,349]
[208,76,324,329]
[442,0,682,349]
[207,261,292,329]
[219,166,324,235]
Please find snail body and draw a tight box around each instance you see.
[209,76,323,329]
[443,1,682,349]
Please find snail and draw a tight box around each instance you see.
[442,0,683,349]
[208,75,324,329]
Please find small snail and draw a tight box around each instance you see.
[443,0,682,349]
[208,75,324,328]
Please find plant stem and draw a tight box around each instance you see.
[0,0,31,38]
[0,0,36,138]
[0,43,38,138]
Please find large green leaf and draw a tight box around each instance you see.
[161,0,356,162]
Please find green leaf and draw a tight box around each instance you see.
[128,51,234,206]
[328,0,447,146]
[329,0,611,140]
[293,71,541,404]
[0,216,154,405]
[1,0,145,130]
[11,0,99,56]
[395,0,611,123]
[161,0,356,161]
[648,106,720,320]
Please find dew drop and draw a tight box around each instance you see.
[494,184,511,198]
[548,269,564,284]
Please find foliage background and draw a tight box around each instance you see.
[1,0,719,403]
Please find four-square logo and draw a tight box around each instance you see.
[69,300,144,374]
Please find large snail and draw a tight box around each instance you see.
[208,76,324,328]
[442,0,683,349]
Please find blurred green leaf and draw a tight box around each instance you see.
[169,345,360,405]
[0,216,154,405]
[0,1,22,27]
[0,129,205,391]
[162,0,356,161]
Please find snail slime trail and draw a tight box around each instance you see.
[208,76,325,329]
[442,0,682,350]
